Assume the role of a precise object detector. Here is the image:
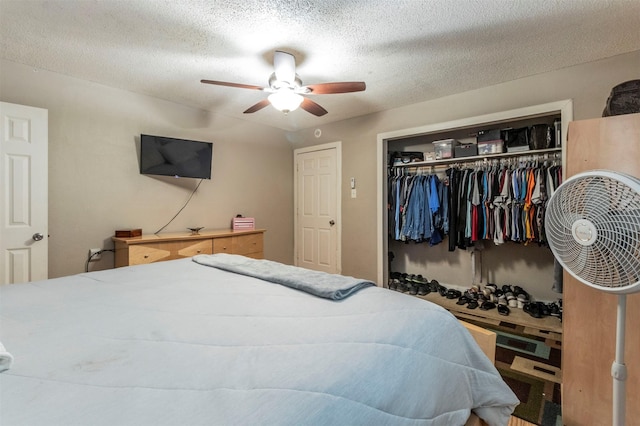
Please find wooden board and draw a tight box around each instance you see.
[511,356,562,384]
[462,322,495,426]
[461,320,496,363]
[564,113,640,425]
[421,292,563,335]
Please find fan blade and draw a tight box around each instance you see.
[243,99,271,114]
[300,98,328,116]
[273,51,296,84]
[303,82,366,94]
[201,80,264,91]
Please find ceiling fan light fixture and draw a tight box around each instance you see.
[268,91,303,114]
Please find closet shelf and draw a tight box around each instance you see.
[420,292,563,335]
[394,147,562,168]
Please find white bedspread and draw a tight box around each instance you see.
[0,258,517,426]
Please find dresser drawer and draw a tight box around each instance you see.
[177,239,213,257]
[233,233,263,256]
[212,234,263,258]
[213,237,233,254]
[129,239,212,265]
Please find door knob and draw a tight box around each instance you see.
[32,233,44,241]
[329,220,335,226]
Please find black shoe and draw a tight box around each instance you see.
[417,283,430,296]
[446,289,462,299]
[523,302,547,318]
[456,296,470,305]
[437,282,448,297]
[480,301,496,311]
[497,304,510,316]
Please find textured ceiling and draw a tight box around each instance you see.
[1,0,639,131]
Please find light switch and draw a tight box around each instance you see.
[351,189,357,198]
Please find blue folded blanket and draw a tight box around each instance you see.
[193,254,375,300]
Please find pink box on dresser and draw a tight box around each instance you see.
[232,217,255,230]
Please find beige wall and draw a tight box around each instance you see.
[1,59,294,278]
[289,50,640,295]
[2,50,638,285]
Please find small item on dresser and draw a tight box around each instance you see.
[232,215,255,231]
[188,227,204,235]
[115,228,142,238]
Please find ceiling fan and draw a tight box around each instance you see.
[201,51,366,116]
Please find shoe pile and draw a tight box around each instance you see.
[523,299,563,321]
[454,283,563,321]
[388,273,563,322]
[452,283,514,316]
[388,272,444,297]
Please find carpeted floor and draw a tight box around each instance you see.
[499,367,546,423]
[493,330,562,426]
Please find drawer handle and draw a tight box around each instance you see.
[144,255,149,258]
[197,250,201,253]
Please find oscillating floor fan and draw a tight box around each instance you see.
[545,169,640,426]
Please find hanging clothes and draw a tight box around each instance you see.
[388,171,448,245]
[388,156,562,250]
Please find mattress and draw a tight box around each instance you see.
[0,256,518,425]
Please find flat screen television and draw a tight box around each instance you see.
[140,134,213,179]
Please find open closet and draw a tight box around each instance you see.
[377,100,572,296]
[376,100,572,425]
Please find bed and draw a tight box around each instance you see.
[0,254,518,425]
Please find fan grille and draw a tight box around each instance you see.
[545,171,640,293]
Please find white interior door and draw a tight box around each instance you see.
[0,102,48,284]
[294,142,341,274]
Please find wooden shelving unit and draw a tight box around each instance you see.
[419,292,562,337]
[419,291,564,400]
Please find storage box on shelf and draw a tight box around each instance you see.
[454,144,478,158]
[477,139,504,155]
[432,138,460,159]
[477,129,502,142]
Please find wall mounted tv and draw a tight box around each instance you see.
[140,134,213,179]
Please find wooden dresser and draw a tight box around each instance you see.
[112,229,265,267]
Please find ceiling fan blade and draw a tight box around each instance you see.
[243,99,271,114]
[300,97,328,116]
[304,82,366,94]
[201,80,264,91]
[273,51,296,84]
